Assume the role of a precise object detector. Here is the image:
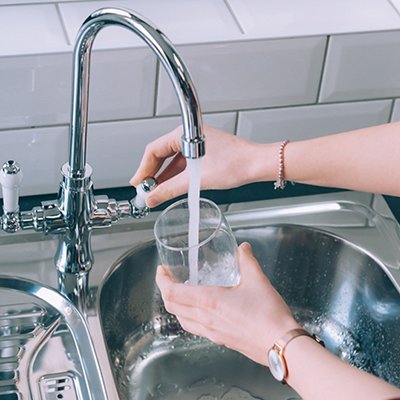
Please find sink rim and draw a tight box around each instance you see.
[0,275,108,400]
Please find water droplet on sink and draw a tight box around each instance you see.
[189,377,217,390]
[156,382,180,396]
[221,387,262,399]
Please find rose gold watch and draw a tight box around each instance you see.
[268,328,323,383]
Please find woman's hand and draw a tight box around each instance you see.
[130,125,274,208]
[155,242,299,366]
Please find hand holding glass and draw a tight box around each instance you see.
[154,198,240,286]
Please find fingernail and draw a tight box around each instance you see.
[240,242,252,252]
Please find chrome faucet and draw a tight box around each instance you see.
[0,8,205,311]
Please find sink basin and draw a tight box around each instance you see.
[99,223,400,399]
[1,191,399,399]
[0,276,107,400]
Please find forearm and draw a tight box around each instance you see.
[252,122,400,196]
[285,336,400,400]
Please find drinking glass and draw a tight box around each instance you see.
[154,198,240,286]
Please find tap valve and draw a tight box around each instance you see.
[0,160,23,232]
[130,177,157,218]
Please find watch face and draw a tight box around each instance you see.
[268,349,285,382]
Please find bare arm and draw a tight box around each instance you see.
[254,122,400,196]
[131,122,400,207]
[156,243,400,400]
[285,335,400,400]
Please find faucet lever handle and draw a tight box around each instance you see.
[130,177,157,218]
[0,160,23,214]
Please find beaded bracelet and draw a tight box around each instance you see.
[274,139,290,190]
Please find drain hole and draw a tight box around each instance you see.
[0,392,19,399]
[40,373,79,400]
[0,370,15,380]
[47,386,71,393]
[46,377,71,393]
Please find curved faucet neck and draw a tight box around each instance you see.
[69,7,205,179]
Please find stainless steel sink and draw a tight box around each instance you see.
[1,191,400,399]
[0,276,107,400]
[99,193,400,399]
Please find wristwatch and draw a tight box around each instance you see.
[268,328,323,383]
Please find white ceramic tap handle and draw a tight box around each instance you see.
[0,160,23,213]
[133,184,147,209]
[130,177,157,218]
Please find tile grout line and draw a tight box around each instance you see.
[55,3,71,46]
[223,0,246,35]
[316,36,330,104]
[233,111,240,135]
[0,96,395,135]
[387,0,400,18]
[388,98,396,122]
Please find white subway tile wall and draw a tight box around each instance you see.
[0,126,69,196]
[319,32,400,102]
[1,0,400,197]
[156,38,326,115]
[0,54,71,129]
[390,0,400,14]
[226,0,400,38]
[391,99,400,122]
[0,5,69,56]
[237,100,392,143]
[59,0,243,48]
[87,48,156,122]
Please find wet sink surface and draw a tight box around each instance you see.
[0,277,107,400]
[100,224,400,399]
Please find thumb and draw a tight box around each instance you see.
[238,242,263,278]
[146,172,188,208]
[239,241,253,254]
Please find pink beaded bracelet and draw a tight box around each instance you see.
[274,139,290,190]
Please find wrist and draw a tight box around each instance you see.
[251,316,300,367]
[248,142,280,183]
[267,317,301,352]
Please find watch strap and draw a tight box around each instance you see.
[274,328,312,354]
[270,327,324,383]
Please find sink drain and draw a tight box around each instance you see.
[39,373,81,400]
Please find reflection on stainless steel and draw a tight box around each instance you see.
[100,223,400,399]
[1,190,400,398]
[0,7,205,309]
[240,226,400,384]
[0,277,108,400]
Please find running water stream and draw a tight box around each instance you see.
[187,158,202,285]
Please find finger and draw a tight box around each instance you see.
[239,241,252,253]
[129,126,183,187]
[156,153,187,185]
[237,242,268,282]
[146,171,189,208]
[163,297,217,329]
[156,265,224,309]
[179,317,225,346]
[238,242,257,272]
[175,316,209,339]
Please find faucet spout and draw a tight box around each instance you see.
[69,7,205,179]
[0,8,206,311]
[58,7,206,307]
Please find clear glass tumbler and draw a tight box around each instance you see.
[154,198,240,286]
